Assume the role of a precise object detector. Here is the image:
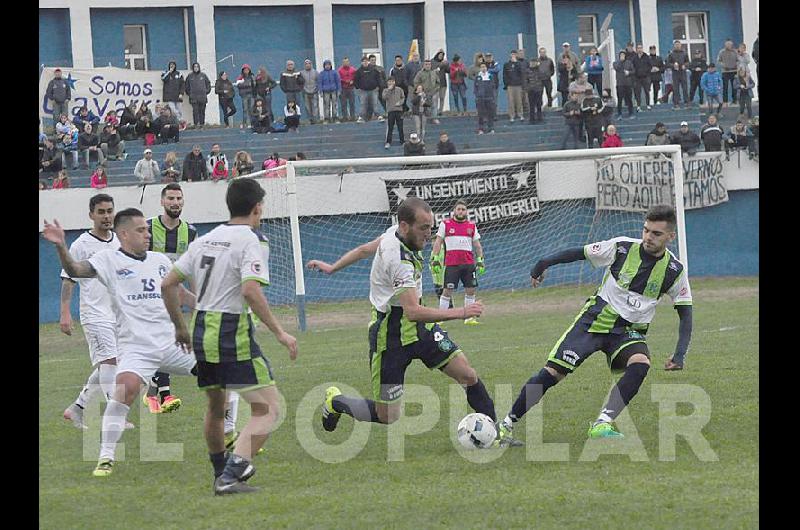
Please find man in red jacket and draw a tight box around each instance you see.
[338,57,358,122]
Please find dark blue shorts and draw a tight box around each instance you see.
[547,320,650,374]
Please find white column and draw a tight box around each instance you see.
[424,0,449,111]
[534,0,556,101]
[741,0,759,100]
[192,1,219,125]
[638,0,659,51]
[313,0,335,116]
[69,4,94,68]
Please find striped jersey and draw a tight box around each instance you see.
[580,237,692,333]
[60,231,120,325]
[147,216,198,262]
[436,218,480,266]
[173,224,270,363]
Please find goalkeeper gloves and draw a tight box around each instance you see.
[476,257,486,276]
[430,260,442,276]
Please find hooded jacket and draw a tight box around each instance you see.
[601,133,624,148]
[255,67,277,99]
[613,58,635,87]
[161,62,184,102]
[467,53,484,80]
[382,85,406,112]
[73,110,99,130]
[645,127,670,146]
[405,60,422,85]
[583,54,604,75]
[185,63,211,103]
[236,65,257,98]
[280,69,305,94]
[432,51,449,87]
[413,67,440,93]
[319,61,342,93]
[700,70,723,95]
[215,73,235,100]
[300,66,319,94]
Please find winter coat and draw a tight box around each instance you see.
[537,56,556,78]
[411,92,431,116]
[120,107,137,127]
[449,62,467,85]
[414,68,440,93]
[667,49,689,78]
[737,52,752,73]
[581,96,605,126]
[255,69,277,99]
[389,65,408,88]
[689,58,708,82]
[562,101,582,125]
[432,51,449,87]
[338,65,357,90]
[645,129,670,146]
[73,111,99,130]
[215,76,235,99]
[602,134,624,148]
[300,68,319,94]
[649,54,665,81]
[382,86,406,112]
[153,113,178,133]
[473,72,496,100]
[523,67,545,92]
[700,123,724,150]
[700,71,723,96]
[436,140,457,155]
[716,48,739,72]
[236,66,257,98]
[182,152,208,182]
[467,53,484,80]
[405,61,422,85]
[161,69,184,102]
[670,130,701,152]
[99,129,121,148]
[46,77,71,103]
[134,158,160,182]
[632,53,652,77]
[90,170,108,188]
[737,74,755,98]
[319,63,342,93]
[185,66,212,104]
[280,70,305,94]
[569,80,594,103]
[557,62,578,92]
[503,60,524,88]
[752,39,759,64]
[354,66,381,91]
[404,141,425,157]
[614,59,635,87]
[486,61,501,89]
[583,55,604,75]
[78,131,100,150]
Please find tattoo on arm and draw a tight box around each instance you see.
[56,244,96,278]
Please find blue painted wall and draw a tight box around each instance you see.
[658,0,743,62]
[39,190,759,323]
[214,6,315,124]
[40,8,73,68]
[90,7,197,70]
[553,0,633,59]
[444,1,536,113]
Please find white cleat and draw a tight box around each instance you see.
[63,405,88,430]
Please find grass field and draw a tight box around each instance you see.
[39,277,758,529]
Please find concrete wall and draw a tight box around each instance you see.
[657,0,743,60]
[552,0,633,56]
[40,8,73,68]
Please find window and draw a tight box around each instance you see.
[360,20,383,66]
[124,25,148,71]
[671,13,708,60]
[578,15,598,58]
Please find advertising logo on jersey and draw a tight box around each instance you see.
[116,268,135,279]
[590,243,602,254]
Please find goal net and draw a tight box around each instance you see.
[253,146,687,330]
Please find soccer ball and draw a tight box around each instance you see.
[457,413,497,449]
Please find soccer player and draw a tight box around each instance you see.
[143,183,198,414]
[60,194,131,431]
[496,205,693,443]
[162,177,298,496]
[428,238,452,308]
[43,209,198,477]
[430,198,485,325]
[307,197,509,442]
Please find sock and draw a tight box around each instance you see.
[220,453,252,482]
[155,372,171,400]
[146,377,159,397]
[97,363,117,401]
[439,296,451,310]
[465,379,496,421]
[224,391,240,434]
[209,451,227,479]
[75,367,102,409]
[99,400,130,461]
[464,295,476,314]
[331,395,381,423]
[509,368,560,422]
[596,363,649,424]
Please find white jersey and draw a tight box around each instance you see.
[87,249,177,354]
[60,231,120,325]
[369,225,423,313]
[173,224,270,314]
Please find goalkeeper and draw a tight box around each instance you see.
[431,198,485,325]
[429,243,453,308]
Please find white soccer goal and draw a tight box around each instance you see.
[249,145,687,331]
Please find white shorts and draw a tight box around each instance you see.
[116,344,196,384]
[82,322,119,366]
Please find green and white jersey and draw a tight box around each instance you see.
[580,236,692,333]
[147,216,197,262]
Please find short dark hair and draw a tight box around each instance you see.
[368,54,376,60]
[454,198,468,209]
[89,193,114,212]
[645,205,677,231]
[226,178,265,217]
[113,208,144,229]
[161,182,183,197]
[395,55,403,59]
[397,197,432,226]
[387,76,396,83]
[296,151,306,160]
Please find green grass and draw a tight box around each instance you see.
[39,277,758,529]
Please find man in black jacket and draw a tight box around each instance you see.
[581,89,605,148]
[436,132,457,155]
[154,106,180,144]
[184,62,212,129]
[389,56,409,106]
[161,61,185,127]
[666,41,689,108]
[632,44,652,111]
[688,50,708,106]
[354,56,382,122]
[670,121,701,155]
[560,92,582,150]
[503,50,525,122]
[40,137,63,174]
[537,48,556,107]
[182,145,208,182]
[403,132,425,156]
[45,69,71,126]
[700,114,724,151]
[99,123,126,161]
[648,46,665,104]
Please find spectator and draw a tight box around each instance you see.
[524,58,546,123]
[251,99,273,134]
[661,67,674,104]
[161,151,181,183]
[403,133,425,156]
[118,102,138,140]
[319,59,342,123]
[474,62,497,134]
[503,50,525,122]
[405,53,423,93]
[354,56,382,123]
[55,113,73,141]
[410,84,431,142]
[582,88,605,147]
[667,40,690,108]
[648,45,665,104]
[52,169,70,189]
[104,110,119,130]
[726,119,755,159]
[235,64,257,129]
[60,125,79,170]
[255,66,277,119]
[215,71,237,128]
[280,60,304,108]
[483,52,501,96]
[737,43,751,74]
[624,42,636,58]
[631,44,652,111]
[135,102,154,137]
[467,52,485,81]
[232,150,254,177]
[749,115,759,158]
[689,50,708,106]
[436,131,457,155]
[73,106,100,134]
[154,106,180,144]
[185,62,211,129]
[90,165,108,189]
[737,67,755,118]
[338,57,358,122]
[560,92,582,150]
[78,122,105,169]
[701,63,724,117]
[368,54,388,117]
[613,51,635,119]
[383,77,406,149]
[300,59,320,124]
[389,55,410,109]
[583,47,604,97]
[431,50,449,124]
[161,61,185,128]
[182,145,208,182]
[600,88,616,126]
[536,48,556,108]
[569,72,594,106]
[284,100,301,132]
[263,153,287,178]
[645,122,669,146]
[413,59,440,125]
[716,40,739,105]
[39,180,48,191]
[700,114,724,152]
[602,124,624,147]
[517,49,531,120]
[670,121,701,155]
[45,68,71,124]
[557,54,577,107]
[449,55,468,115]
[134,148,160,183]
[207,143,229,181]
[40,137,63,174]
[561,43,580,70]
[752,35,759,92]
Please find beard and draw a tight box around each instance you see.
[165,208,182,219]
[454,213,467,221]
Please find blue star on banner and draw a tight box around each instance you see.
[65,73,77,90]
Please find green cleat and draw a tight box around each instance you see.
[224,430,264,456]
[92,458,114,477]
[464,317,481,326]
[322,386,342,432]
[587,421,624,438]
[494,421,524,448]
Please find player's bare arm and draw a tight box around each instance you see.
[529,247,586,288]
[43,219,98,279]
[306,235,381,274]
[161,269,192,351]
[397,288,483,322]
[242,280,298,360]
[59,278,76,336]
[431,235,444,256]
[178,284,196,309]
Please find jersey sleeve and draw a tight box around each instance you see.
[666,270,693,306]
[473,225,481,241]
[172,244,195,281]
[60,238,84,281]
[86,249,112,288]
[390,254,418,296]
[436,221,446,238]
[583,238,624,268]
[241,236,270,286]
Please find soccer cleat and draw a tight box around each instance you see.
[160,395,182,414]
[494,422,524,448]
[143,394,162,414]
[63,404,88,430]
[214,476,260,496]
[92,458,114,477]
[587,421,624,438]
[464,317,480,325]
[125,421,135,430]
[322,386,342,432]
